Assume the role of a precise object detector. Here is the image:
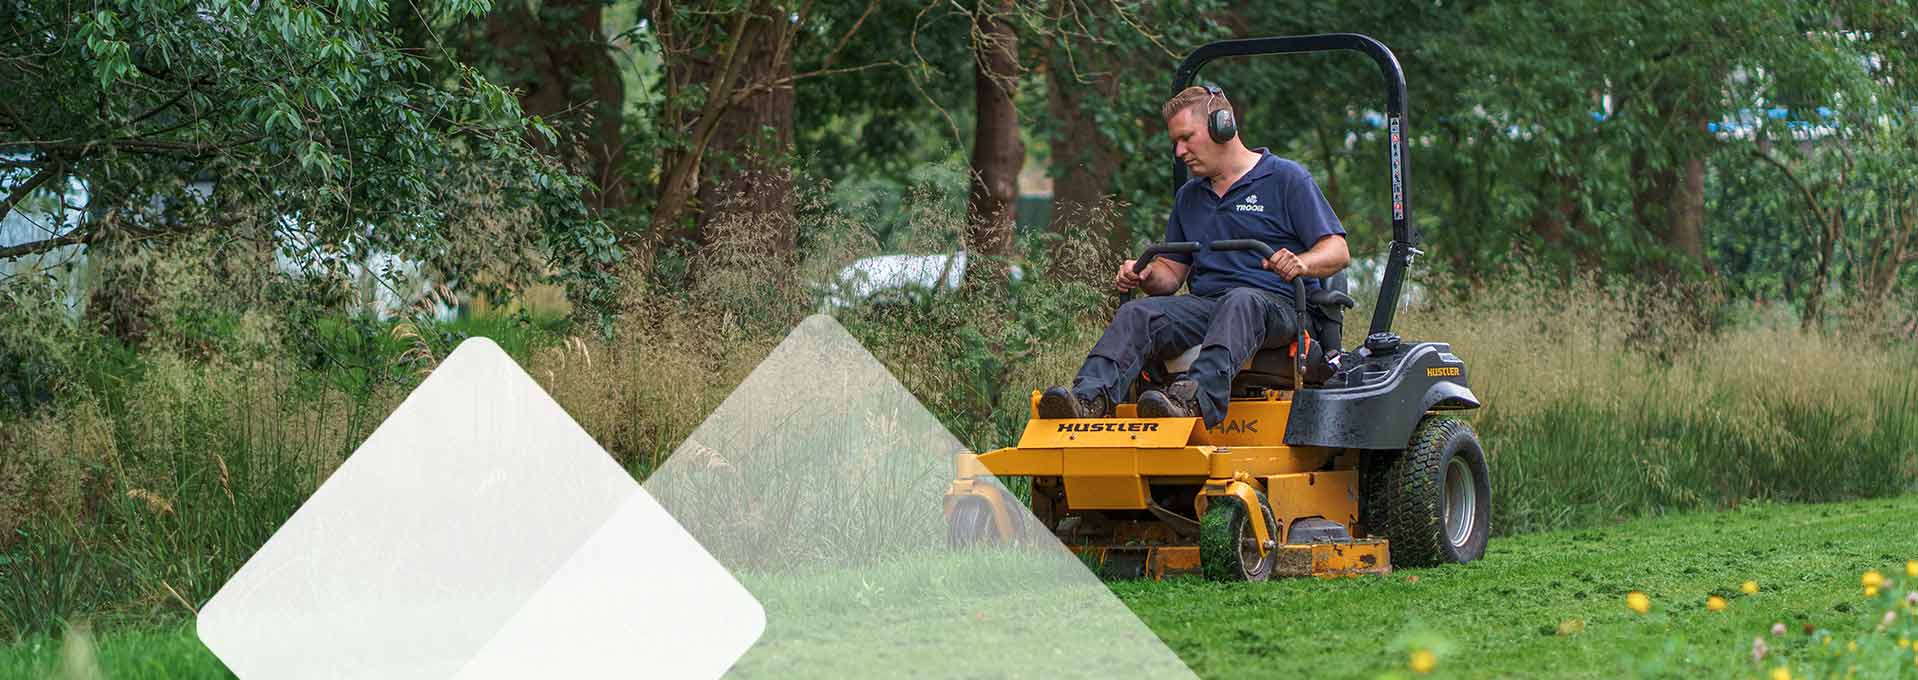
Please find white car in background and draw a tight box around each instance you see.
[822,250,1023,310]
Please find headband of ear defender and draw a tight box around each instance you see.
[1202,84,1237,144]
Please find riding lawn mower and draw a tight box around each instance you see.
[944,34,1490,581]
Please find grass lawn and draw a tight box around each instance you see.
[1113,493,1918,678]
[0,625,230,679]
[6,494,1917,679]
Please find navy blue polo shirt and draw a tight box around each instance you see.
[1161,149,1346,301]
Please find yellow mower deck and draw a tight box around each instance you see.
[945,391,1394,580]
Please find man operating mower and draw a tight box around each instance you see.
[1038,85,1351,426]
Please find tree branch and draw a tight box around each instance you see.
[727,61,900,107]
[648,9,755,230]
[1750,148,1830,228]
[31,136,262,157]
[0,226,88,260]
[907,0,963,150]
[821,0,880,68]
[0,162,62,225]
[122,82,199,128]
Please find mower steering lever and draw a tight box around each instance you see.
[1208,239,1313,389]
[1132,241,1202,274]
[1204,240,1307,314]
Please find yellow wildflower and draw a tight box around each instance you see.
[1627,591,1651,614]
[1907,560,1917,578]
[1846,640,1858,653]
[1409,649,1436,674]
[1771,666,1792,680]
[1707,595,1728,612]
[1867,585,1881,598]
[1742,580,1760,594]
[1897,637,1909,649]
[1863,570,1885,588]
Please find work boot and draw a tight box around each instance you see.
[1037,386,1111,419]
[1137,379,1201,419]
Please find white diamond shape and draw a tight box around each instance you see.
[645,315,1196,678]
[197,338,763,678]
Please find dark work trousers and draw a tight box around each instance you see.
[1070,287,1301,427]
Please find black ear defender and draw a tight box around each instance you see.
[1202,84,1237,144]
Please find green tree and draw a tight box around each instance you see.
[1037,0,1225,263]
[0,0,618,320]
[963,0,1023,291]
[634,0,921,280]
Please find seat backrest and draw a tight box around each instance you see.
[1311,271,1350,354]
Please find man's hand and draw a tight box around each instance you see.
[1115,259,1145,292]
[1264,248,1307,281]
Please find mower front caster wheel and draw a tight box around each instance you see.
[1200,491,1277,582]
[947,496,997,548]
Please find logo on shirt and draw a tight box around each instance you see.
[1234,193,1264,212]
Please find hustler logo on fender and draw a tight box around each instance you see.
[1056,422,1161,433]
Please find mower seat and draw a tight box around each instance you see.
[1161,273,1356,391]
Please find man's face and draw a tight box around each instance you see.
[1167,107,1222,178]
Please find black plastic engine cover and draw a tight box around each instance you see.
[1283,341,1479,449]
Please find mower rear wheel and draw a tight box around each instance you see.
[1199,491,1276,582]
[947,496,996,548]
[1381,416,1491,567]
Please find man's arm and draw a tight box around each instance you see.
[1119,187,1194,296]
[1264,234,1350,281]
[1266,161,1350,282]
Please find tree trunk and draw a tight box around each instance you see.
[1803,212,1840,328]
[1630,148,1685,276]
[1623,75,1713,275]
[1634,154,1709,274]
[1526,159,1601,269]
[1527,169,1571,248]
[964,0,1022,292]
[1668,155,1708,270]
[1044,0,1123,262]
[483,0,628,212]
[693,1,796,268]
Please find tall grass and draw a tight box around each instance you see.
[2,210,1914,641]
[0,354,388,638]
[1399,276,1918,533]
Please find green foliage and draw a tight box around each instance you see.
[1029,0,1229,250]
[1071,0,1917,319]
[1,0,619,320]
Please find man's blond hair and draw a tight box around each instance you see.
[1162,86,1232,122]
